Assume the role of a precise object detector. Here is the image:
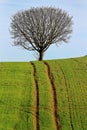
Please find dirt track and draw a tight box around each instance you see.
[44,61,60,130]
[31,62,40,130]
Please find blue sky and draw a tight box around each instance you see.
[0,0,87,61]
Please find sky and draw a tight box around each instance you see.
[0,0,87,61]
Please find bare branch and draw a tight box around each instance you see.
[10,7,73,60]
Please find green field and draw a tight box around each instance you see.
[0,56,87,130]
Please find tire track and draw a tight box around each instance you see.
[31,62,39,130]
[44,61,60,130]
[59,65,74,130]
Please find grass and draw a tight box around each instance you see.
[47,56,87,130]
[0,56,87,130]
[0,62,35,130]
[33,62,55,130]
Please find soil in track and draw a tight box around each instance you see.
[44,61,60,130]
[59,65,74,130]
[31,62,39,130]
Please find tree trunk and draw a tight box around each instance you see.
[39,51,43,61]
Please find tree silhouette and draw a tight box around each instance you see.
[10,7,73,60]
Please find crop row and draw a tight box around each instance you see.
[0,57,87,130]
[0,63,35,130]
[47,57,87,130]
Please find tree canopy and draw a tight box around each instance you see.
[10,7,73,60]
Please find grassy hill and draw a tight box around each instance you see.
[0,56,87,130]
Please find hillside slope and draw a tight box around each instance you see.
[0,56,87,130]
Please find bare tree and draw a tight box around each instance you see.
[10,7,73,61]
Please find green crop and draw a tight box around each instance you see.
[0,56,87,130]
